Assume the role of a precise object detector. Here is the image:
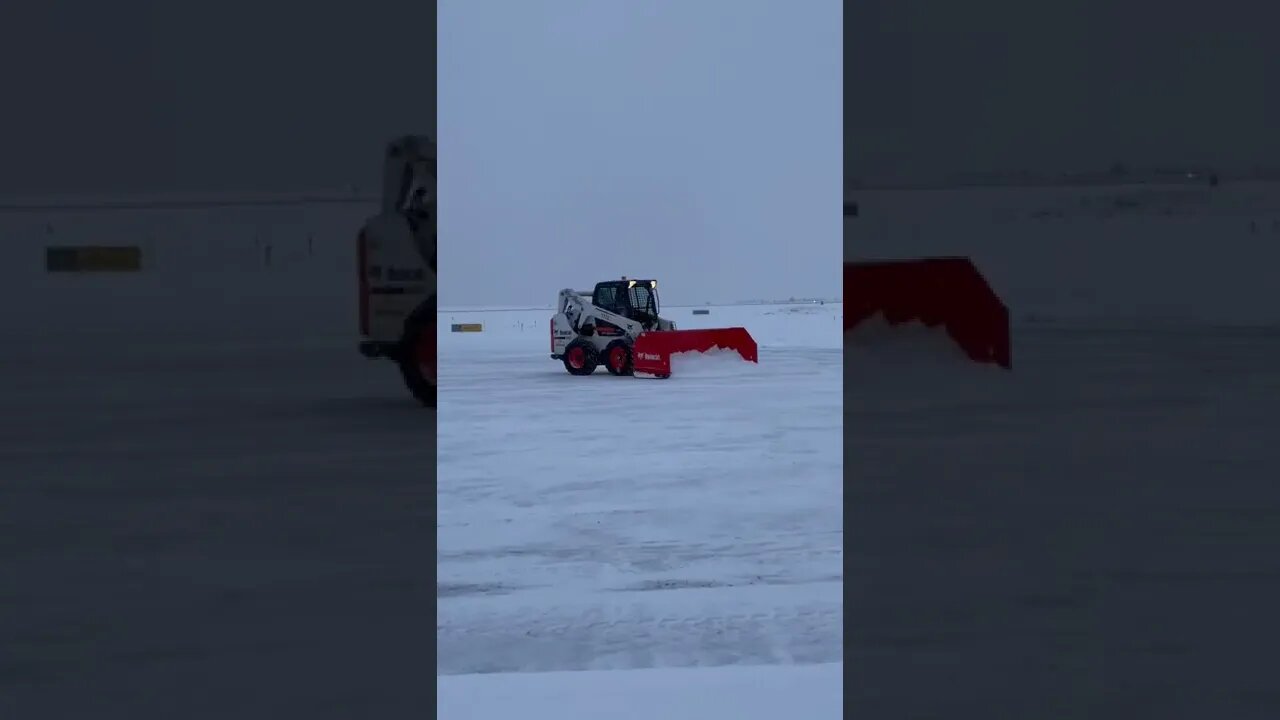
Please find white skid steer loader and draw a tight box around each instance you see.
[356,135,436,407]
[550,278,758,379]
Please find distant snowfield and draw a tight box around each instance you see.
[438,301,842,351]
[436,302,842,714]
[849,180,1280,327]
[0,201,367,343]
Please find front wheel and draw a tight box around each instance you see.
[603,340,633,376]
[562,340,599,376]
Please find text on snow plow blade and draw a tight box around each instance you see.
[549,278,759,378]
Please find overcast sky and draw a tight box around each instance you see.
[10,2,1268,301]
[438,0,842,307]
[847,0,1280,183]
[5,1,1275,195]
[0,1,435,196]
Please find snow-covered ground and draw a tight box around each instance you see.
[438,662,842,720]
[848,320,1280,716]
[436,302,843,714]
[0,201,843,716]
[0,218,441,717]
[9,176,1280,715]
[846,181,1280,716]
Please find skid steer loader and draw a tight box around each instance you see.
[356,135,436,407]
[550,278,758,378]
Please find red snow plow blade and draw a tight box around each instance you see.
[846,257,1012,369]
[631,328,758,378]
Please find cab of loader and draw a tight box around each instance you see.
[593,278,660,328]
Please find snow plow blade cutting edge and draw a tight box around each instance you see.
[631,327,758,378]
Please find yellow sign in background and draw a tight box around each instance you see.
[46,246,143,272]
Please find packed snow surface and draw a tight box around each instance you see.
[0,208,842,716]
[0,227,436,717]
[436,302,843,714]
[437,661,842,720]
[847,318,1280,715]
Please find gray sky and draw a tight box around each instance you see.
[0,1,435,196]
[848,0,1280,184]
[438,0,842,307]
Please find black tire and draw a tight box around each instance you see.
[396,320,436,407]
[562,340,599,376]
[603,339,634,376]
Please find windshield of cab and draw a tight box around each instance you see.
[628,285,658,316]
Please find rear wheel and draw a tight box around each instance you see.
[397,320,436,407]
[604,340,633,376]
[562,340,599,376]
